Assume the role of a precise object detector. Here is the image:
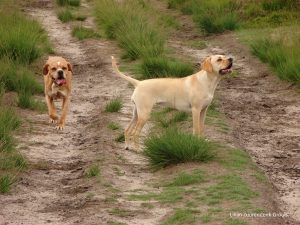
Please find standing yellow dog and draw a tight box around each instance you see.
[111,55,233,150]
[43,56,72,130]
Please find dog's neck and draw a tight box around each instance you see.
[196,70,221,92]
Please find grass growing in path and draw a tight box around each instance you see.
[0,175,14,193]
[105,97,123,112]
[85,164,100,178]
[56,0,80,7]
[72,26,100,40]
[57,9,74,22]
[144,128,216,169]
[94,0,194,79]
[160,208,196,225]
[165,170,204,186]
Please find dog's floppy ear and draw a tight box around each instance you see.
[43,64,49,76]
[201,57,213,73]
[67,63,73,73]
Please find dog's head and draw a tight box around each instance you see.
[43,56,72,86]
[201,55,233,75]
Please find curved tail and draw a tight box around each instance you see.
[111,56,139,87]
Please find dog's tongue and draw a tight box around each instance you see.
[56,79,66,86]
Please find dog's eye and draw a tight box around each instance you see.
[51,67,57,71]
[62,67,67,70]
[217,58,222,62]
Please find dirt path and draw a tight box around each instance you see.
[0,2,167,224]
[0,1,299,225]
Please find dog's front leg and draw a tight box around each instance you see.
[199,106,208,135]
[56,96,69,130]
[46,95,58,123]
[192,107,201,136]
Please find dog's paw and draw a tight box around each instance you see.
[55,124,64,130]
[49,119,57,124]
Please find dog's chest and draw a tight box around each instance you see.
[48,84,67,98]
[202,94,213,108]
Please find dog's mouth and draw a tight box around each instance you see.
[55,78,66,86]
[219,63,233,75]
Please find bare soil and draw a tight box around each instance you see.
[0,1,299,225]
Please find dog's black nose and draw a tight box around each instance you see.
[229,57,233,62]
[57,70,64,79]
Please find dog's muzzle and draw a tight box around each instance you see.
[219,59,233,75]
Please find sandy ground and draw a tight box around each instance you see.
[0,0,299,225]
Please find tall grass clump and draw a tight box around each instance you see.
[0,109,21,152]
[0,9,50,64]
[0,175,14,193]
[251,37,300,84]
[56,0,80,7]
[105,97,123,112]
[139,57,193,79]
[192,0,240,33]
[94,0,193,78]
[72,26,100,40]
[144,128,216,169]
[57,9,74,22]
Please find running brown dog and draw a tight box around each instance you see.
[43,56,72,130]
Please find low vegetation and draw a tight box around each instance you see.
[144,128,216,169]
[85,164,100,178]
[72,26,100,40]
[56,0,80,7]
[57,9,74,22]
[251,36,300,84]
[94,0,193,79]
[0,1,50,193]
[104,97,123,112]
[168,0,299,33]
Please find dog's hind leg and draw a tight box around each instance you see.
[124,105,138,150]
[132,109,151,150]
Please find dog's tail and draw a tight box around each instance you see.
[111,56,139,87]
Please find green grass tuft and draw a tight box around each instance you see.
[206,175,258,201]
[85,164,100,178]
[0,10,50,64]
[144,128,216,169]
[72,26,100,40]
[160,209,196,225]
[115,133,125,143]
[0,108,21,152]
[250,37,300,84]
[139,57,193,79]
[107,122,121,130]
[57,9,74,22]
[105,97,123,112]
[166,170,204,186]
[223,218,248,225]
[0,175,13,193]
[56,0,80,7]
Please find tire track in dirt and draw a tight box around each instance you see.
[0,2,167,224]
[170,38,300,224]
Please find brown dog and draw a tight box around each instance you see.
[43,56,72,130]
